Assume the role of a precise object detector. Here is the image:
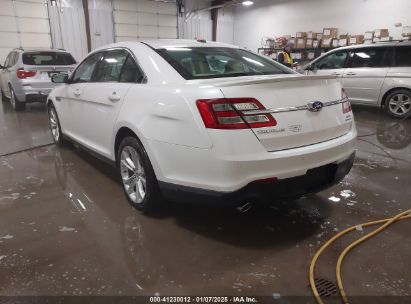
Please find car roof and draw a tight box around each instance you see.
[334,41,411,51]
[14,48,71,53]
[140,39,239,49]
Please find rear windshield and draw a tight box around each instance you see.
[156,47,291,80]
[23,52,76,66]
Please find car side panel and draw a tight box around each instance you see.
[342,67,389,105]
[379,67,411,105]
[112,85,226,179]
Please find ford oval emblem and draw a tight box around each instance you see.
[307,101,324,112]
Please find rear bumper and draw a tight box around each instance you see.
[25,93,48,103]
[159,152,355,205]
[14,82,53,102]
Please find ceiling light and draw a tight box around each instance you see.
[242,1,254,6]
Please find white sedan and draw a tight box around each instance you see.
[47,39,357,212]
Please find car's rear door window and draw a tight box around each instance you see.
[23,52,76,65]
[93,50,128,82]
[119,55,145,83]
[394,46,411,67]
[348,47,389,68]
[156,47,290,80]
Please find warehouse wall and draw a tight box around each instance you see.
[217,7,234,44]
[233,0,411,51]
[180,0,213,41]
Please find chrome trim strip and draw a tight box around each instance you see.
[241,98,348,115]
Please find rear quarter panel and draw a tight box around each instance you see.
[379,67,411,105]
[112,84,226,163]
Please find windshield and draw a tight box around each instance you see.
[156,47,291,80]
[23,52,76,66]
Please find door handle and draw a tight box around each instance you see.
[331,72,341,76]
[346,72,356,76]
[73,89,81,97]
[108,92,121,102]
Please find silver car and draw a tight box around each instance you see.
[304,42,411,118]
[0,48,76,111]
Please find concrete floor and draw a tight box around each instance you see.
[0,99,410,302]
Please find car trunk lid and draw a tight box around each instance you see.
[208,74,353,151]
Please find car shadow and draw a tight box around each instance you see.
[59,144,330,249]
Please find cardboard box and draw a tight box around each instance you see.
[291,53,302,60]
[321,37,333,47]
[332,39,340,48]
[312,39,320,48]
[364,31,374,40]
[363,39,373,45]
[316,33,323,40]
[307,52,315,60]
[289,38,296,45]
[402,26,411,37]
[296,38,306,48]
[296,32,307,38]
[380,36,392,42]
[323,28,338,38]
[306,38,313,48]
[339,38,348,47]
[349,35,364,45]
[374,29,389,38]
[306,32,318,39]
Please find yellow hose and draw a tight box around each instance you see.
[309,210,411,304]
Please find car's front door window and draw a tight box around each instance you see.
[314,50,348,70]
[71,53,102,83]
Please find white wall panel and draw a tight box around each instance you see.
[0,16,18,32]
[47,0,87,62]
[217,7,234,44]
[180,0,213,41]
[19,18,50,33]
[0,33,20,47]
[113,0,178,40]
[15,1,48,18]
[20,33,51,48]
[89,0,115,50]
[0,0,51,63]
[0,0,14,15]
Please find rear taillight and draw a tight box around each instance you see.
[17,69,36,79]
[196,98,277,129]
[341,88,351,114]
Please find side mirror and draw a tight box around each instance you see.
[305,64,315,71]
[51,73,69,84]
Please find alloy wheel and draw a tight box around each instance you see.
[120,146,147,204]
[49,107,60,142]
[388,93,411,115]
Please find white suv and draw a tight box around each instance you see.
[47,40,356,212]
[305,42,411,118]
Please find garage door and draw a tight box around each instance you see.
[0,0,52,63]
[113,0,178,42]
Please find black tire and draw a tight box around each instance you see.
[47,103,69,147]
[9,86,26,111]
[1,89,8,102]
[117,136,161,212]
[384,89,411,119]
